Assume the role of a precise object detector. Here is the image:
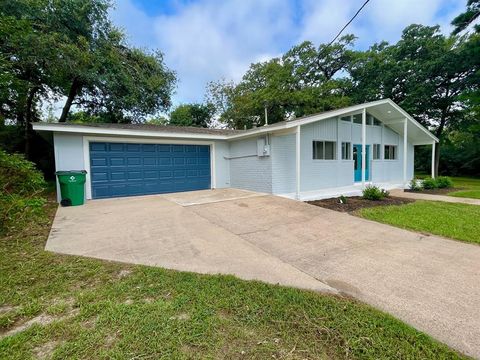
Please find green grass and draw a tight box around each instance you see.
[358,200,480,245]
[0,199,466,359]
[448,177,480,199]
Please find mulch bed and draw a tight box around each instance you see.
[404,187,461,195]
[307,196,415,213]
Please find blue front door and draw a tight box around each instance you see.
[89,142,211,199]
[353,144,370,182]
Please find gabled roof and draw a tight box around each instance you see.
[32,99,438,145]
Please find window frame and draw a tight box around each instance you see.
[373,143,381,160]
[384,145,398,160]
[341,142,351,160]
[312,140,337,160]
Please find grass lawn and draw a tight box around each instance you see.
[358,200,480,245]
[448,177,480,199]
[0,199,466,359]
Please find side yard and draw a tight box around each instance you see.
[0,198,465,359]
[448,177,480,199]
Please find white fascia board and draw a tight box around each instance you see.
[32,123,229,140]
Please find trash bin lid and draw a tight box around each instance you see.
[56,170,87,175]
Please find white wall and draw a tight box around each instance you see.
[228,137,272,193]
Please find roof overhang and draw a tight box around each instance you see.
[32,99,438,145]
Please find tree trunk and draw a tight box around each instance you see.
[434,142,440,178]
[24,86,39,158]
[59,78,81,122]
[433,108,448,177]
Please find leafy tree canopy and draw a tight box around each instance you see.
[169,103,215,128]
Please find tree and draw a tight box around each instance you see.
[206,36,355,129]
[169,104,215,127]
[349,25,480,176]
[451,0,480,34]
[0,0,176,156]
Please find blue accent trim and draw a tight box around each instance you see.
[90,142,211,199]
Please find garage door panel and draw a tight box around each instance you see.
[90,142,211,199]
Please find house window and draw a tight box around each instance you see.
[373,118,382,126]
[340,116,351,122]
[384,145,397,160]
[353,114,362,124]
[341,142,351,160]
[313,141,336,160]
[373,144,381,159]
[367,115,373,125]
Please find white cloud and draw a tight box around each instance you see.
[110,0,466,105]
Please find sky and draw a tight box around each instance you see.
[109,0,465,107]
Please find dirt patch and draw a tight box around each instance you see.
[169,313,190,321]
[0,305,18,314]
[33,340,60,359]
[1,314,56,338]
[117,269,132,278]
[307,196,414,213]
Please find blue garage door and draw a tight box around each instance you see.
[90,142,211,199]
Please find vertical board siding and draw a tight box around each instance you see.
[272,134,296,194]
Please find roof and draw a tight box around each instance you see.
[32,99,438,144]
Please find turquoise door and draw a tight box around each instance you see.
[353,144,370,182]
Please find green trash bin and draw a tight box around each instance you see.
[56,170,87,206]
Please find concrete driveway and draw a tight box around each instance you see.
[47,189,480,358]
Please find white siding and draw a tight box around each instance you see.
[228,137,272,193]
[271,134,296,194]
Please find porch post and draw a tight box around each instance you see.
[403,118,408,186]
[361,108,366,188]
[431,141,436,178]
[296,125,301,200]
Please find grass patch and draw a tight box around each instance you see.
[448,177,480,199]
[0,198,466,359]
[358,200,480,245]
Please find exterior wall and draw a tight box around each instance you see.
[52,132,231,201]
[228,137,272,193]
[271,133,296,194]
[297,117,414,193]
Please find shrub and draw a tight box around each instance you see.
[0,150,47,235]
[409,179,421,191]
[422,177,438,190]
[436,176,453,189]
[362,185,388,201]
[338,195,348,204]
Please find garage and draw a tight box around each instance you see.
[89,142,211,199]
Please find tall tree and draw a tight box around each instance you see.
[451,0,480,34]
[349,25,480,175]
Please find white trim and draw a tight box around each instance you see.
[295,125,301,200]
[361,108,366,188]
[33,123,229,140]
[431,141,436,178]
[82,135,216,200]
[403,118,408,185]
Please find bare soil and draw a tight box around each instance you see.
[307,196,414,213]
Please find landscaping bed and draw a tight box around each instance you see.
[308,196,414,213]
[404,187,459,195]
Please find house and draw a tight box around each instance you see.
[32,99,438,202]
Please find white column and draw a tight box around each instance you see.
[403,118,408,186]
[431,141,436,178]
[295,125,301,200]
[361,108,366,188]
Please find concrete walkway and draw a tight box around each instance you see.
[390,188,480,205]
[47,189,480,358]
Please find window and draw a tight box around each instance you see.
[313,141,336,160]
[373,118,382,126]
[384,145,397,160]
[367,115,373,125]
[340,115,351,122]
[353,114,362,124]
[341,142,351,160]
[373,144,381,160]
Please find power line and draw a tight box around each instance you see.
[326,0,371,47]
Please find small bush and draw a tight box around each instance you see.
[362,185,388,201]
[422,177,438,189]
[409,179,421,191]
[338,195,348,204]
[436,176,453,189]
[0,150,47,235]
